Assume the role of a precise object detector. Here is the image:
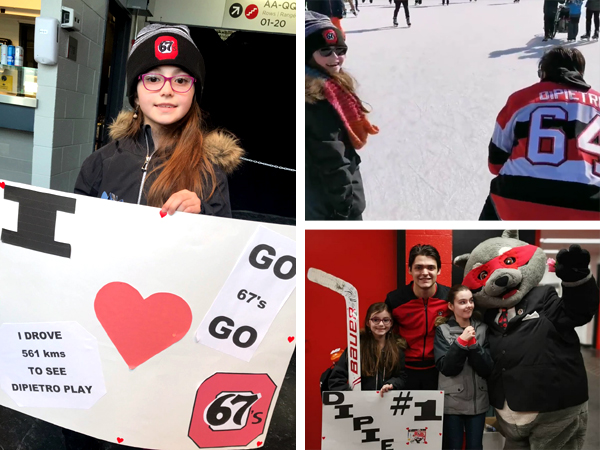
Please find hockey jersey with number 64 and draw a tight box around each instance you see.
[487,81,600,220]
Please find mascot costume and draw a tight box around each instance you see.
[454,230,599,450]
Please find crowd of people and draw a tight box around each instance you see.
[304,4,599,221]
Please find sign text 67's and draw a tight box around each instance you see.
[195,226,296,362]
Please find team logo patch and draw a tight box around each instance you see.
[408,428,427,444]
[155,36,178,60]
[323,29,338,45]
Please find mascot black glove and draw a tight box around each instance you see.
[555,244,590,283]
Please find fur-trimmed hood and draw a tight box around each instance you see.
[305,74,326,104]
[108,110,244,174]
[203,130,244,175]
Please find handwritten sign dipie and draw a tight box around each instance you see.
[321,390,444,449]
[0,322,106,409]
[195,227,296,362]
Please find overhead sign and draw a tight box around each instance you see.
[0,181,296,450]
[322,390,444,449]
[150,0,296,35]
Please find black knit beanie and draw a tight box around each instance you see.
[126,24,205,108]
[305,11,346,62]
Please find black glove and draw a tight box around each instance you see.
[555,244,590,283]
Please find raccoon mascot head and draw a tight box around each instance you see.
[453,230,548,310]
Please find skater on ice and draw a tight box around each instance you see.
[393,0,411,27]
[481,46,600,220]
[581,0,600,39]
[543,0,567,41]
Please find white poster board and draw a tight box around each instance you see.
[0,181,296,450]
[322,390,444,449]
[150,0,296,35]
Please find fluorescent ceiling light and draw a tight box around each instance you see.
[539,238,600,244]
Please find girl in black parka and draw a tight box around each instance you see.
[329,303,408,394]
[305,11,378,221]
[75,24,243,218]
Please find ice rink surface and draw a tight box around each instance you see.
[338,0,599,220]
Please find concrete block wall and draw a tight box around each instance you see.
[33,0,107,192]
[0,129,34,184]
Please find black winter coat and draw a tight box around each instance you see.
[306,0,346,19]
[483,278,599,412]
[328,347,408,391]
[306,76,366,220]
[544,0,566,14]
[74,125,242,217]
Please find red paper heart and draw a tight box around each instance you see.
[322,437,325,440]
[0,181,5,189]
[257,442,263,446]
[287,336,295,343]
[117,437,124,443]
[159,210,167,218]
[95,282,192,369]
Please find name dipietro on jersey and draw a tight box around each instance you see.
[488,82,600,220]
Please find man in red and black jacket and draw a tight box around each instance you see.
[385,244,450,390]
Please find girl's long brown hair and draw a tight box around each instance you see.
[108,100,216,207]
[361,303,406,378]
[307,59,370,114]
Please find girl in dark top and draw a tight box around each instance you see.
[305,11,378,221]
[75,24,243,218]
[329,302,408,394]
[434,285,494,450]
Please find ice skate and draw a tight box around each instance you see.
[580,34,590,40]
[593,31,599,40]
[393,17,398,27]
[407,19,411,27]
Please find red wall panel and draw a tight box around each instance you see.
[305,230,397,450]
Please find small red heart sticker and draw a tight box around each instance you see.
[287,336,295,343]
[159,210,167,218]
[322,437,325,440]
[117,437,124,443]
[0,181,5,189]
[439,433,442,436]
[256,442,263,446]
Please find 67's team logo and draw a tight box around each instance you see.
[189,373,277,448]
[155,36,178,60]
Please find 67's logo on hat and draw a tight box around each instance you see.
[323,29,338,45]
[155,36,178,60]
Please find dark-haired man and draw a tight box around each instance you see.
[481,46,600,221]
[385,244,450,390]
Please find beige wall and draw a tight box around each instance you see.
[0,15,36,47]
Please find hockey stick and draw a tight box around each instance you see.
[307,268,361,391]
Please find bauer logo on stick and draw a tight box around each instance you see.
[323,29,338,45]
